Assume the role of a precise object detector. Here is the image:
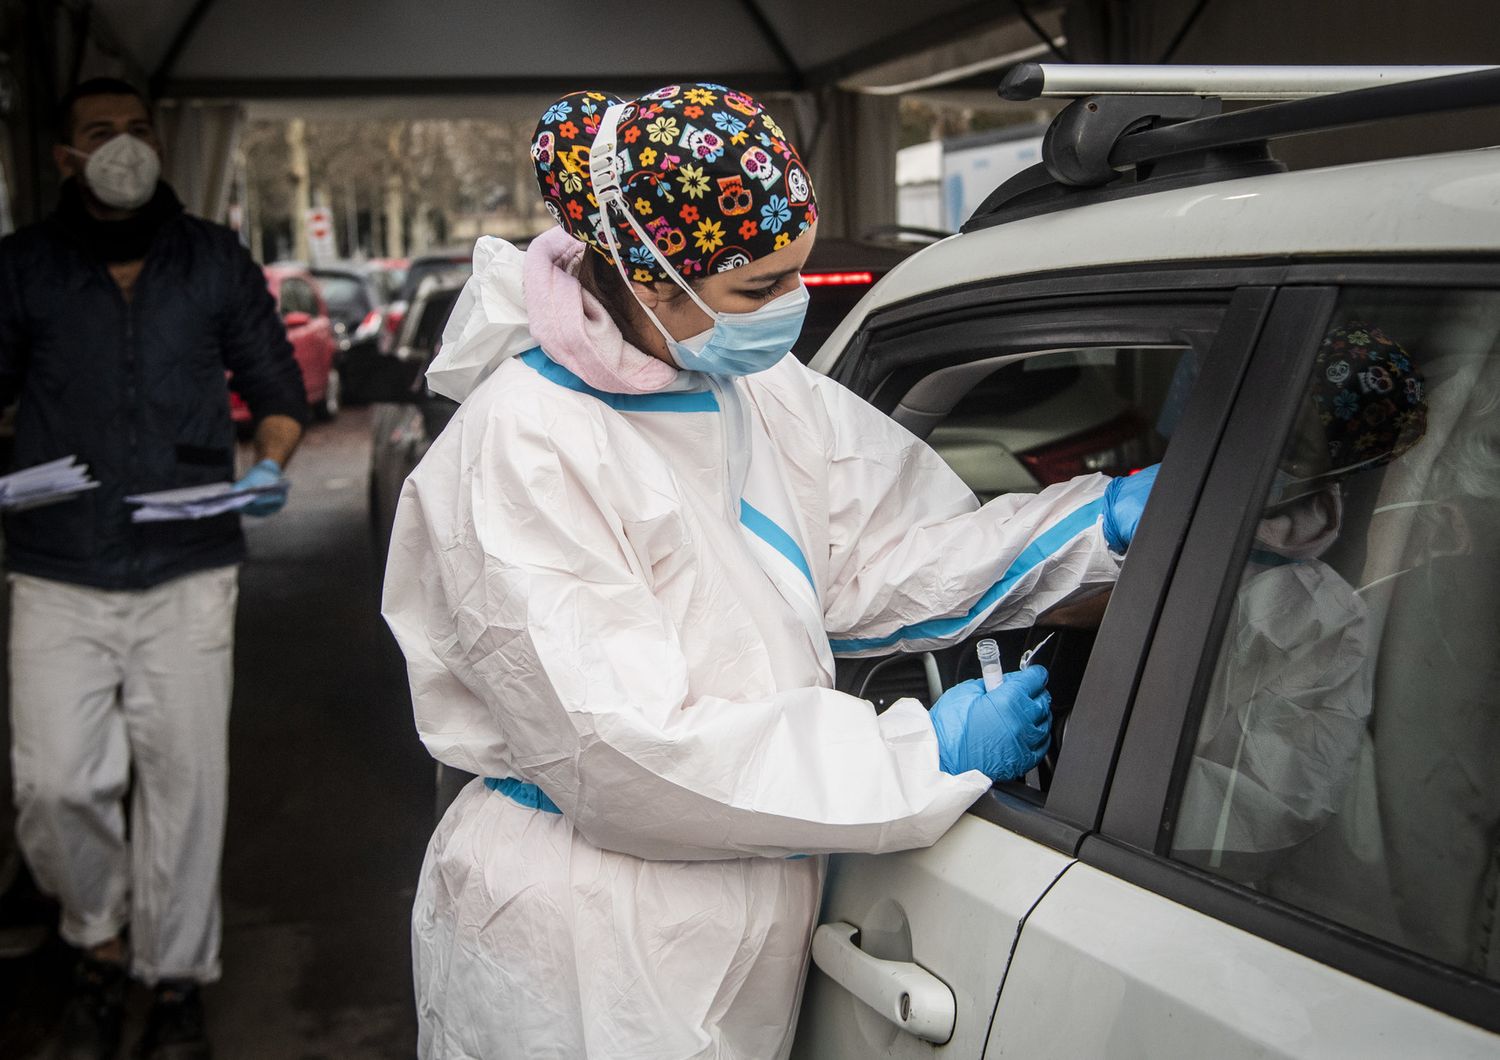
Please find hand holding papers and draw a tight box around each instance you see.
[127,478,289,522]
[0,456,100,511]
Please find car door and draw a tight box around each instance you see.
[991,271,1500,1056]
[303,277,340,405]
[277,275,324,399]
[368,286,462,552]
[792,272,1274,1057]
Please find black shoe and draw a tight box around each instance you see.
[58,955,127,1059]
[0,852,55,958]
[136,980,210,1060]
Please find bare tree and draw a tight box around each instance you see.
[242,116,547,262]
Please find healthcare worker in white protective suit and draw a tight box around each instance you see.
[381,84,1159,1060]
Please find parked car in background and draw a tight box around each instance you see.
[363,274,469,820]
[369,251,473,360]
[366,278,465,552]
[792,229,936,361]
[311,264,383,339]
[233,264,340,425]
[360,256,408,304]
[791,65,1500,1057]
[341,252,470,408]
[312,264,388,406]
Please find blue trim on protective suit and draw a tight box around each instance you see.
[739,500,816,593]
[828,498,1106,655]
[520,348,719,413]
[484,776,562,814]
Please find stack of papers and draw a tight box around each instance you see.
[127,481,286,522]
[0,456,100,511]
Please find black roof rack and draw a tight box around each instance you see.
[963,65,1500,232]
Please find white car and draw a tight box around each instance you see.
[793,65,1500,1057]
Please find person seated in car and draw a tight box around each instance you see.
[1171,321,1428,883]
[1337,335,1500,974]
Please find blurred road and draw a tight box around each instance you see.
[0,408,432,1058]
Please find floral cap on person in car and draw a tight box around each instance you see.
[1312,321,1428,471]
[1276,320,1429,502]
[529,84,818,282]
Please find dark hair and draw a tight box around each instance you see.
[55,78,151,144]
[577,245,703,354]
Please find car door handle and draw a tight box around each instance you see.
[810,922,956,1044]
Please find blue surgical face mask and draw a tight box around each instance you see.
[587,102,808,377]
[665,285,808,376]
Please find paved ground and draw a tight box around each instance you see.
[0,408,434,1058]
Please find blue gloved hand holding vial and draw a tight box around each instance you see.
[929,665,1052,781]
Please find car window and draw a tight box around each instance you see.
[829,290,1234,816]
[398,259,472,303]
[1169,286,1500,983]
[367,267,405,303]
[930,346,1184,502]
[315,274,370,317]
[916,344,1192,798]
[279,277,317,317]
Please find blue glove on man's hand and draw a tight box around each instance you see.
[235,459,289,517]
[1102,463,1160,553]
[929,667,1052,781]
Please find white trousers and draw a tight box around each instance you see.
[8,566,238,984]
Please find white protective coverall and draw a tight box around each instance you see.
[381,233,1123,1059]
[1172,488,1372,879]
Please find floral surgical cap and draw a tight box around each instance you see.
[1311,320,1427,473]
[1274,319,1428,503]
[530,83,818,282]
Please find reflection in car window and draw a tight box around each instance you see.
[929,347,1186,502]
[1171,288,1500,983]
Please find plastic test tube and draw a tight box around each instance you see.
[976,638,1004,691]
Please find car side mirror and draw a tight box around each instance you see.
[283,311,312,328]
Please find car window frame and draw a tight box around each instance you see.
[825,269,1277,855]
[1086,267,1500,1033]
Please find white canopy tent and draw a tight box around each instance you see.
[46,0,1064,233]
[21,0,1491,235]
[98,0,1046,99]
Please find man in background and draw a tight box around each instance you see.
[0,78,306,1059]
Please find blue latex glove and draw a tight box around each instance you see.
[1102,463,1160,553]
[235,459,289,517]
[929,667,1052,781]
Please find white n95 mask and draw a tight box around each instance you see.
[74,134,161,210]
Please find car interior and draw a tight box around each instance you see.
[832,285,1500,985]
[834,341,1191,797]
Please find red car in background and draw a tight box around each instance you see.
[229,265,341,425]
